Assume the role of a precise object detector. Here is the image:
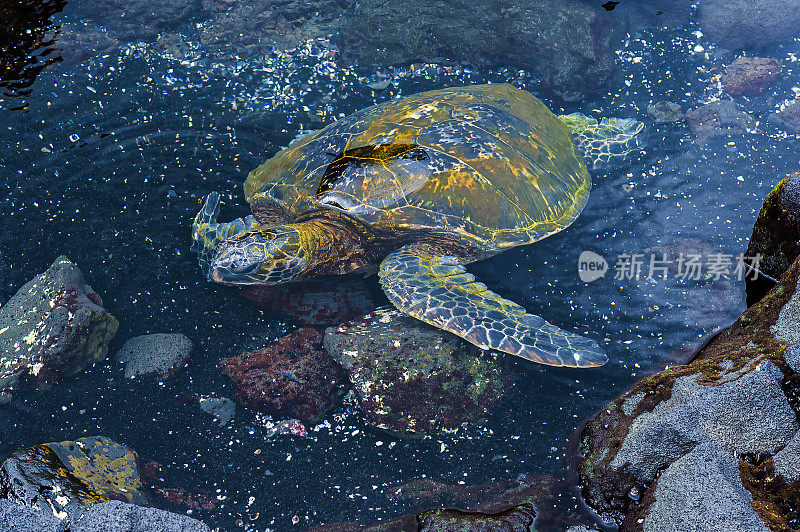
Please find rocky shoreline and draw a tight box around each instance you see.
[575,171,800,531]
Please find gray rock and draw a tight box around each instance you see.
[201,0,353,52]
[0,256,118,402]
[566,527,601,532]
[775,100,800,135]
[0,499,64,532]
[199,395,235,426]
[611,360,797,483]
[772,430,800,483]
[700,0,800,51]
[117,333,193,379]
[771,277,800,344]
[69,501,210,532]
[71,0,200,41]
[780,170,800,214]
[643,442,768,532]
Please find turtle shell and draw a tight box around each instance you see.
[244,84,590,249]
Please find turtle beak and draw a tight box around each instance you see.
[209,257,261,284]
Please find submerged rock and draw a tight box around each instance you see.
[684,100,754,144]
[0,256,118,403]
[417,505,536,531]
[0,436,147,520]
[116,333,194,379]
[201,0,354,52]
[310,475,561,530]
[723,57,782,97]
[775,100,800,135]
[744,172,800,304]
[339,0,622,100]
[70,0,201,41]
[699,0,800,51]
[324,309,508,436]
[646,101,683,124]
[220,328,349,423]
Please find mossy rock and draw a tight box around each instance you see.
[0,256,118,403]
[745,171,800,305]
[0,436,146,519]
[324,309,509,436]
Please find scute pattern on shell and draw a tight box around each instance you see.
[244,84,590,248]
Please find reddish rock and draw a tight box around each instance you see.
[723,56,781,96]
[220,328,349,423]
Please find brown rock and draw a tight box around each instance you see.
[723,56,781,96]
[220,328,349,423]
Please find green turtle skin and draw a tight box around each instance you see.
[244,83,590,249]
[192,84,628,368]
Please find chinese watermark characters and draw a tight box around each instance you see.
[578,251,764,283]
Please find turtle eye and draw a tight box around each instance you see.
[247,243,265,259]
[232,261,260,276]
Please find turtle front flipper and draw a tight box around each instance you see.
[190,192,260,279]
[378,244,607,368]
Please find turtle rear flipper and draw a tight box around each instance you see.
[378,244,607,368]
[191,192,260,279]
[559,113,645,169]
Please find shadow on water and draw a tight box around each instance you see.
[0,0,67,105]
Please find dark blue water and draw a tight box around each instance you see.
[1,2,800,530]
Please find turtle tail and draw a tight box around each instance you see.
[190,192,259,279]
[559,113,646,170]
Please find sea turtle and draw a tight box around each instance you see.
[191,84,642,368]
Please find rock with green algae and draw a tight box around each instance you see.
[0,436,147,520]
[576,254,800,529]
[0,256,118,404]
[745,171,800,305]
[323,308,509,436]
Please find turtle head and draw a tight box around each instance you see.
[209,226,306,286]
[191,192,307,285]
